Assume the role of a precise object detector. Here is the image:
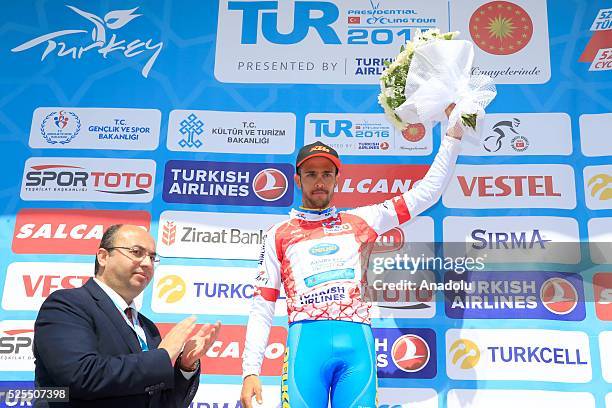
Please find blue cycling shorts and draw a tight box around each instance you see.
[281,320,377,407]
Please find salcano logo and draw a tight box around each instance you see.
[12,209,150,255]
[163,160,293,207]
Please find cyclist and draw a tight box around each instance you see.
[241,107,463,407]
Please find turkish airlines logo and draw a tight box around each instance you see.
[252,168,288,201]
[469,1,534,55]
[162,221,177,246]
[449,339,481,369]
[156,275,186,303]
[12,209,150,254]
[333,164,429,207]
[391,334,430,372]
[540,278,578,315]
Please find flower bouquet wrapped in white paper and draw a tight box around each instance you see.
[379,29,497,138]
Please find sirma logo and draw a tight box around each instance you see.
[309,243,339,256]
[156,275,186,303]
[227,1,341,44]
[449,339,480,369]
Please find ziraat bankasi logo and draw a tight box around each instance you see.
[21,158,155,203]
[157,211,285,260]
[162,160,293,207]
[11,5,163,78]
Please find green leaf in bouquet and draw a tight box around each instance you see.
[460,113,477,130]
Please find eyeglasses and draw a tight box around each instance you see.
[104,246,160,264]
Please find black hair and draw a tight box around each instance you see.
[94,224,124,275]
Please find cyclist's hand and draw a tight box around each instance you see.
[240,375,263,408]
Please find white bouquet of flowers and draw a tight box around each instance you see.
[378,29,497,137]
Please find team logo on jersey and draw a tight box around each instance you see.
[309,243,339,256]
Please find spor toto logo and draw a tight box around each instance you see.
[252,168,288,201]
[156,275,186,303]
[449,339,480,369]
[540,278,578,315]
[469,1,534,55]
[391,334,430,372]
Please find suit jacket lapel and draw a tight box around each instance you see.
[140,318,162,349]
[84,279,142,354]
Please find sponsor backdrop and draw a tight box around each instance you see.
[0,0,610,406]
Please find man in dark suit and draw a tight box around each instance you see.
[33,224,221,407]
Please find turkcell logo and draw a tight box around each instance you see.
[162,160,293,207]
[309,243,340,256]
[444,271,585,321]
[228,1,341,45]
[374,328,436,379]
